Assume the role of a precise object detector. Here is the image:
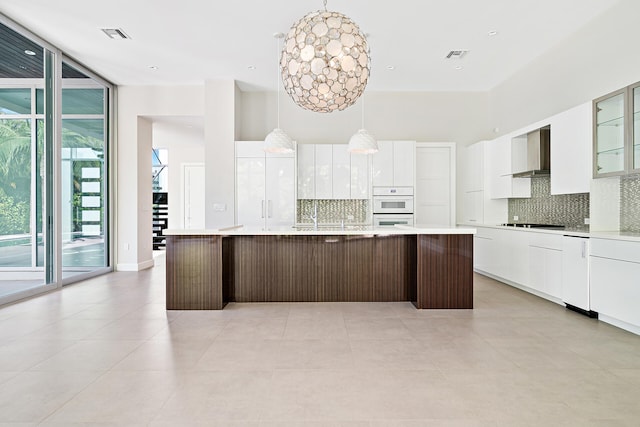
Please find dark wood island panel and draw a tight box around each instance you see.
[414,234,473,309]
[165,232,473,310]
[226,234,416,303]
[165,235,224,309]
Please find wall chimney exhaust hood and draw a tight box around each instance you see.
[512,126,551,178]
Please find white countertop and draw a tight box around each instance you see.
[466,223,640,242]
[164,224,476,236]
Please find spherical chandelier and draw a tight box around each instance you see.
[280,0,371,113]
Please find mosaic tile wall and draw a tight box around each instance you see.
[621,175,640,232]
[508,176,590,228]
[297,199,369,225]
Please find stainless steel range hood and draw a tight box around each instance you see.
[512,126,550,178]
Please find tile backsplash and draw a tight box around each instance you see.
[297,199,369,224]
[508,177,590,228]
[621,175,640,232]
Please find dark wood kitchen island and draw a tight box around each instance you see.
[164,226,475,310]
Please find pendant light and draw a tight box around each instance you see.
[348,94,378,154]
[280,0,371,113]
[265,32,295,153]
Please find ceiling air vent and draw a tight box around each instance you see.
[445,50,468,59]
[101,28,131,40]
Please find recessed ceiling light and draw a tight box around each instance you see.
[24,50,36,56]
[454,66,464,70]
[488,30,498,36]
[149,66,158,71]
[248,65,256,70]
[386,65,395,70]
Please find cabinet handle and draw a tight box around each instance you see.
[581,241,586,258]
[261,200,265,218]
[268,200,273,218]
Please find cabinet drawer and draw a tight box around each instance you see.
[474,226,495,240]
[529,232,562,250]
[591,238,640,264]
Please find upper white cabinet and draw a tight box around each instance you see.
[549,102,592,194]
[297,144,370,200]
[332,144,351,199]
[464,141,484,192]
[235,141,296,229]
[314,144,333,199]
[486,135,531,199]
[372,140,415,187]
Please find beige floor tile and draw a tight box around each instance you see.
[195,339,282,371]
[152,370,272,422]
[276,339,354,370]
[0,339,76,371]
[0,371,102,423]
[344,317,413,340]
[1,264,640,425]
[215,317,288,340]
[111,339,212,371]
[283,316,349,340]
[29,340,143,371]
[43,371,178,424]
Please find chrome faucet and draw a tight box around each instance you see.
[309,201,318,229]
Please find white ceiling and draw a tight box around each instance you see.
[0,0,622,92]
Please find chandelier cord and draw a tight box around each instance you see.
[361,94,365,129]
[323,0,327,11]
[276,35,281,129]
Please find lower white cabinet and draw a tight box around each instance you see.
[463,190,483,224]
[236,141,296,229]
[528,234,563,299]
[473,226,564,303]
[561,236,590,311]
[590,238,640,333]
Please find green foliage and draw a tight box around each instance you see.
[0,189,29,235]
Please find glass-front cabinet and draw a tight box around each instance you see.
[594,81,640,177]
[594,90,625,176]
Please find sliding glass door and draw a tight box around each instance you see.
[0,17,112,303]
[61,62,109,279]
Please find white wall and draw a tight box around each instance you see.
[116,85,204,270]
[204,80,239,228]
[151,121,205,229]
[239,91,490,145]
[489,0,640,136]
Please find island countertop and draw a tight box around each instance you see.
[164,224,477,236]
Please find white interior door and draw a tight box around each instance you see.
[183,163,205,229]
[415,144,455,226]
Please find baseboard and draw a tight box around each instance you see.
[598,314,640,336]
[116,259,155,271]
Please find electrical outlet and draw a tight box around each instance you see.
[584,218,590,225]
[513,215,519,221]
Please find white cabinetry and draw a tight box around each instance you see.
[332,144,351,199]
[528,233,563,299]
[461,141,485,223]
[235,141,296,229]
[474,226,565,303]
[562,236,590,311]
[297,144,370,199]
[591,238,640,333]
[549,102,592,195]
[486,135,531,199]
[297,144,315,199]
[372,140,415,187]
